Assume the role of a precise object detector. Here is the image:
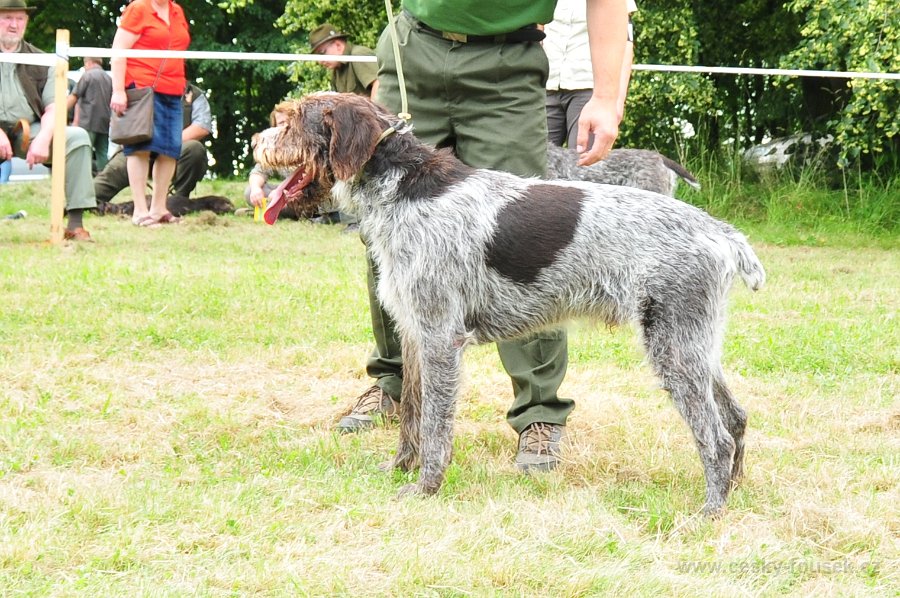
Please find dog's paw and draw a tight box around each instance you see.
[395,483,423,499]
[386,451,417,472]
[702,503,727,518]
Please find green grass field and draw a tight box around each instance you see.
[0,178,897,596]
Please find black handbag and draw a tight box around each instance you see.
[109,87,155,146]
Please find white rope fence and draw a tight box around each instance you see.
[4,33,898,244]
[631,63,900,80]
[7,47,899,80]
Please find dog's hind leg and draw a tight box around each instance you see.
[398,333,464,497]
[392,335,422,472]
[711,369,747,484]
[641,299,736,515]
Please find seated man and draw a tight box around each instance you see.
[93,81,211,204]
[1,1,97,240]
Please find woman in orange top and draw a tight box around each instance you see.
[110,0,191,226]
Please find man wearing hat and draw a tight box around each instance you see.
[310,23,379,99]
[0,0,97,241]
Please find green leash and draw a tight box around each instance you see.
[384,0,411,122]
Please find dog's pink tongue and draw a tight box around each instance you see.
[263,168,312,225]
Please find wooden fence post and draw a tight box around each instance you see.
[49,29,69,245]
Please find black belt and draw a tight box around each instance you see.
[406,12,545,44]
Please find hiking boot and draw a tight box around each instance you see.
[337,385,399,433]
[515,422,566,472]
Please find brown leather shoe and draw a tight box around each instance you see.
[515,422,566,472]
[63,227,94,242]
[337,385,399,433]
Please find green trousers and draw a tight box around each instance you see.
[17,123,96,212]
[85,130,110,174]
[367,11,574,433]
[93,139,208,203]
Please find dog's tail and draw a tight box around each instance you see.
[661,156,701,190]
[727,231,766,291]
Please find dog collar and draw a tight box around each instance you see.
[377,126,397,145]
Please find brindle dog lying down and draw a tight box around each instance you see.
[252,93,764,515]
[96,195,234,217]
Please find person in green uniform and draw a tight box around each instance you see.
[338,0,627,474]
[0,0,97,241]
[310,23,379,99]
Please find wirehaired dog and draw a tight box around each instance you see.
[547,143,700,197]
[253,93,765,515]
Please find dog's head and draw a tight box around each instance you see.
[251,92,399,225]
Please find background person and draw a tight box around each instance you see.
[310,22,379,100]
[66,56,112,174]
[309,22,379,230]
[545,0,637,148]
[0,0,97,240]
[94,81,211,206]
[340,0,626,474]
[242,100,340,222]
[109,0,190,226]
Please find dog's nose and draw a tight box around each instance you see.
[250,133,259,149]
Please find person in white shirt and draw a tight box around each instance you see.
[544,0,637,148]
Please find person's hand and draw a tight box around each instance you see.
[110,90,128,116]
[26,134,51,167]
[0,130,12,161]
[248,185,266,207]
[575,97,620,166]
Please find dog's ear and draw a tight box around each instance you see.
[324,97,383,180]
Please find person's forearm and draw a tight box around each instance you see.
[110,56,126,93]
[182,124,210,143]
[248,172,266,191]
[616,40,634,122]
[586,0,627,107]
[37,104,55,143]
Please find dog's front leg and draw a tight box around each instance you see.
[390,334,422,472]
[397,334,463,497]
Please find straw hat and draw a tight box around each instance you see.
[309,23,347,53]
[0,0,36,12]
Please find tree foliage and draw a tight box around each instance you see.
[22,0,900,174]
[782,0,899,165]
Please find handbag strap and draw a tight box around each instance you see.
[147,17,174,90]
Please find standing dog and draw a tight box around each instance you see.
[547,143,700,197]
[253,94,765,515]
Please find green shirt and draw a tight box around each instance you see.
[404,0,556,36]
[332,43,378,96]
[0,62,55,123]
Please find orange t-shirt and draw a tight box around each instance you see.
[120,0,191,95]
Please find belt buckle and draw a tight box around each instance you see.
[442,31,468,43]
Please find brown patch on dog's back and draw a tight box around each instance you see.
[485,184,584,284]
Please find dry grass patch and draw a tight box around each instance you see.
[0,181,896,595]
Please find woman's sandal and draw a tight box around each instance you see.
[132,215,158,227]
